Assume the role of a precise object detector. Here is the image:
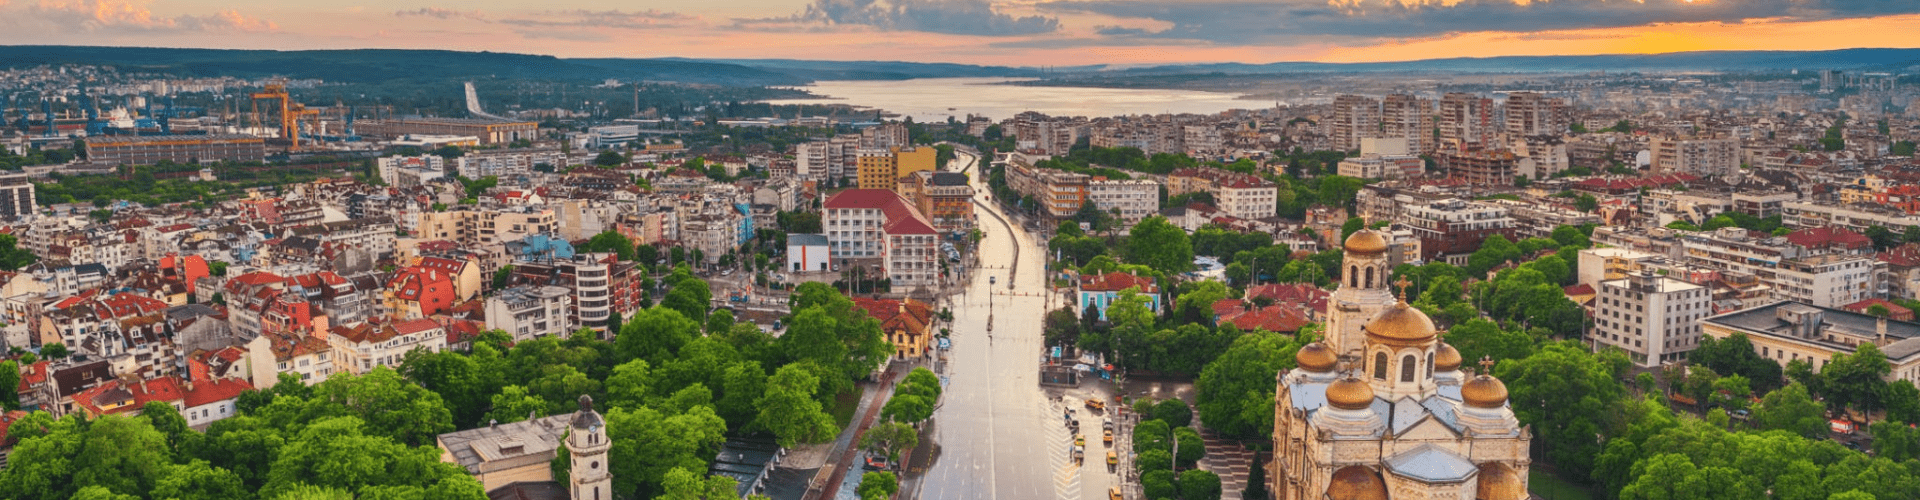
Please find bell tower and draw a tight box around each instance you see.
[1325,229,1397,358]
[568,395,612,500]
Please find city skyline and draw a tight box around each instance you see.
[0,0,1916,66]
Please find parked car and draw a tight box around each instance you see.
[1075,434,1085,447]
[864,454,889,470]
[1106,451,1117,466]
[1103,429,1113,445]
[1109,486,1123,500]
[1085,399,1105,410]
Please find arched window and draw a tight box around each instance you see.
[1400,355,1417,382]
[1426,352,1434,378]
[1373,352,1388,379]
[1350,265,1359,287]
[1365,267,1375,289]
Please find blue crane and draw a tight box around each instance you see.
[42,99,55,137]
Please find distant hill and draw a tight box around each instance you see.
[0,46,1914,88]
[1061,48,1920,75]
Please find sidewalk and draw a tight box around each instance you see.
[815,365,914,500]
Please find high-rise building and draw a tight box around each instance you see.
[1439,149,1521,186]
[1594,270,1710,366]
[0,173,36,220]
[1649,137,1740,177]
[1503,92,1569,137]
[1331,95,1381,153]
[1381,94,1433,153]
[1439,93,1495,151]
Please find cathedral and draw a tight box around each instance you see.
[1267,229,1531,500]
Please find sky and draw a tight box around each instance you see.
[1,0,1918,66]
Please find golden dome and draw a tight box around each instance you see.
[1363,302,1439,345]
[1327,466,1389,500]
[1296,342,1338,372]
[1461,374,1510,408]
[1326,375,1375,411]
[1434,343,1462,372]
[1343,230,1390,255]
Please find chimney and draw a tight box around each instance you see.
[1879,315,1889,346]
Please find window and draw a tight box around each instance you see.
[1373,352,1388,380]
[1400,355,1416,382]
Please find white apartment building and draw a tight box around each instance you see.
[1503,92,1569,137]
[456,148,567,179]
[1775,254,1882,307]
[1217,178,1277,220]
[378,155,445,186]
[1337,154,1424,179]
[415,206,556,248]
[1183,125,1225,156]
[1330,95,1381,152]
[1650,138,1739,177]
[485,285,574,342]
[1593,270,1710,367]
[796,141,831,180]
[1086,178,1160,225]
[328,318,448,375]
[824,189,941,287]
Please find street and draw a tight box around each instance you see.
[915,150,1123,500]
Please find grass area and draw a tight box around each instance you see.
[831,390,862,429]
[1529,470,1595,500]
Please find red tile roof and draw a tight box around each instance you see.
[1244,283,1329,315]
[1881,243,1920,268]
[1787,227,1872,251]
[1842,298,1916,321]
[182,377,253,408]
[1564,284,1596,296]
[825,189,938,235]
[1078,271,1159,293]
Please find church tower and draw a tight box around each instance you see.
[568,395,612,500]
[1325,229,1396,358]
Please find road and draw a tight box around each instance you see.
[917,150,1123,500]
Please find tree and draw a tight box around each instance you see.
[1575,194,1600,213]
[754,363,837,447]
[661,466,739,500]
[617,306,702,364]
[1340,217,1365,240]
[1126,216,1195,273]
[150,460,247,500]
[599,403,727,498]
[1689,333,1785,393]
[1154,399,1193,428]
[0,414,172,500]
[1195,331,1307,437]
[1178,469,1223,500]
[486,385,548,424]
[261,416,483,499]
[40,342,69,359]
[492,265,514,290]
[661,279,712,324]
[1754,383,1828,439]
[0,360,18,410]
[1172,426,1205,466]
[1497,341,1625,473]
[856,471,899,500]
[1136,449,1172,474]
[1822,342,1892,417]
[860,421,920,463]
[580,231,638,262]
[1129,470,1178,500]
[593,151,626,167]
[1871,420,1920,462]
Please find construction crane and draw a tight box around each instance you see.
[251,82,320,150]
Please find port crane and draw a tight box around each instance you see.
[251,82,320,150]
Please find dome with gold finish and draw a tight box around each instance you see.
[1327,375,1376,410]
[1363,301,1439,345]
[1296,342,1338,372]
[1343,229,1390,255]
[1434,343,1462,372]
[1461,374,1510,408]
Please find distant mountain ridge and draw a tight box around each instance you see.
[0,46,1913,87]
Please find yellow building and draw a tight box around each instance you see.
[1702,301,1920,384]
[859,146,938,190]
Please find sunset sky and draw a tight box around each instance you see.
[1,0,1917,66]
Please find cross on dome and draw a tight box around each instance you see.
[1393,275,1414,302]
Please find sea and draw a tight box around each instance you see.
[760,77,1266,122]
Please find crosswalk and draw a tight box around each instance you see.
[1043,398,1083,500]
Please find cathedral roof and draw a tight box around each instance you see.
[1344,229,1390,255]
[1385,445,1478,483]
[1364,301,1439,345]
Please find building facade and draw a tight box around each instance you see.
[1594,270,1711,366]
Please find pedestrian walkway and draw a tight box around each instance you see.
[1197,428,1255,500]
[815,368,905,500]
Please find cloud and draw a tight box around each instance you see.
[14,0,276,32]
[760,0,1061,36]
[1038,0,1920,45]
[497,9,698,30]
[1094,25,1152,36]
[394,7,485,21]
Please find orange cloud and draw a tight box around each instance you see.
[1318,14,1920,62]
[14,0,275,32]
